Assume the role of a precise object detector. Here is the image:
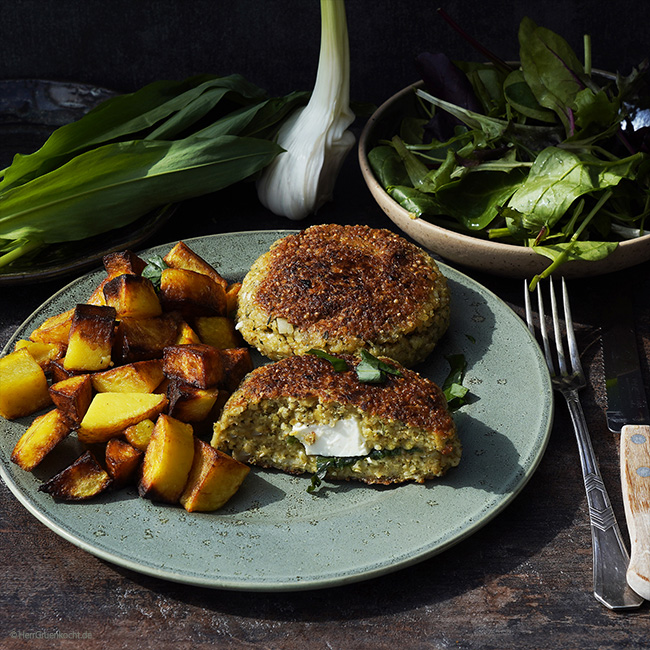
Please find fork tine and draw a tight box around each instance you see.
[524,279,534,335]
[535,280,555,374]
[549,277,568,376]
[561,276,583,376]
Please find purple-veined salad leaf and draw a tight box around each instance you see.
[367,15,650,283]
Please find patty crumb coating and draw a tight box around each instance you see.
[236,224,450,367]
[211,354,461,485]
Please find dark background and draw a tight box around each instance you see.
[2,4,650,649]
[1,0,648,108]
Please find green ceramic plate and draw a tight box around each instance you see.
[0,230,554,591]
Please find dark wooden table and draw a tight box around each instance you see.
[1,145,649,649]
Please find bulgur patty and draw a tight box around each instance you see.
[236,224,450,367]
[211,353,461,485]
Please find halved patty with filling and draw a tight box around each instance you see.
[236,224,450,367]
[211,353,461,485]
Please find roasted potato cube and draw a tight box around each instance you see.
[49,374,93,424]
[63,304,117,371]
[167,381,222,423]
[138,414,195,503]
[219,348,254,392]
[14,339,66,373]
[194,316,241,349]
[86,278,109,306]
[91,359,164,393]
[77,392,168,444]
[0,348,52,419]
[103,274,162,318]
[103,249,147,278]
[113,313,180,363]
[163,344,223,389]
[49,358,85,384]
[10,408,73,471]
[123,418,155,451]
[163,240,228,290]
[159,268,226,317]
[180,438,249,512]
[154,376,171,396]
[225,282,241,315]
[38,451,112,501]
[175,321,201,345]
[29,308,74,345]
[105,438,143,487]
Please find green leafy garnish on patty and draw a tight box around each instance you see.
[355,349,402,383]
[307,348,401,383]
[307,348,350,372]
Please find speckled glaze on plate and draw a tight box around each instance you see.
[0,230,554,592]
[0,79,176,285]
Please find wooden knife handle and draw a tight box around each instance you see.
[621,423,650,600]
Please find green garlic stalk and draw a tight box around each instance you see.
[256,0,355,220]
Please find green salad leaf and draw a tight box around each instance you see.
[368,15,650,285]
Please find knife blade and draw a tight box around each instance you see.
[602,295,650,600]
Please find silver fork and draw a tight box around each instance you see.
[525,277,643,610]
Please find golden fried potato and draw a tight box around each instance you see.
[180,438,249,512]
[194,316,241,349]
[218,348,254,392]
[138,414,195,503]
[225,282,241,315]
[28,308,74,345]
[91,359,164,393]
[113,313,180,364]
[10,408,73,471]
[105,438,143,487]
[123,418,156,451]
[14,339,66,373]
[103,249,147,278]
[174,321,202,345]
[77,392,168,444]
[63,304,117,371]
[162,343,223,389]
[167,381,222,423]
[38,451,112,501]
[49,374,93,424]
[163,240,228,290]
[159,268,226,317]
[103,274,162,318]
[0,348,52,419]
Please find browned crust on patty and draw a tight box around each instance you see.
[250,224,446,340]
[224,353,455,445]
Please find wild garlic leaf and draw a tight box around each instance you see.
[0,74,268,193]
[0,135,282,246]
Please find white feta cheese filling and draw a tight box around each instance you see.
[290,417,370,457]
